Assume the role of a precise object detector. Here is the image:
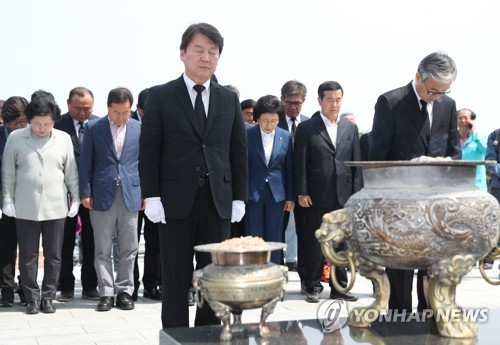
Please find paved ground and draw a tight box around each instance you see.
[1,239,499,344]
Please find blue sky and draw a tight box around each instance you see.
[1,0,498,133]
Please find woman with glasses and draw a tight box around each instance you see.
[1,93,80,314]
[245,95,294,264]
[0,96,29,307]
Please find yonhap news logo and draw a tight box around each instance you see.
[350,308,489,323]
[316,299,349,333]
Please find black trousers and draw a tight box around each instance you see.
[298,207,347,293]
[387,268,428,312]
[0,215,17,290]
[159,185,230,329]
[285,205,307,282]
[59,206,97,292]
[16,218,66,302]
[134,211,161,291]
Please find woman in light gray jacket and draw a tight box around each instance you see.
[1,94,80,314]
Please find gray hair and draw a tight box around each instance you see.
[417,52,457,83]
[281,80,307,100]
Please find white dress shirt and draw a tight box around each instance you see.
[109,119,127,159]
[183,73,210,117]
[261,129,275,165]
[412,80,434,127]
[319,112,340,148]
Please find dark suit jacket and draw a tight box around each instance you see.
[247,125,294,203]
[54,113,99,167]
[79,116,142,212]
[360,132,370,161]
[139,75,248,220]
[369,82,461,160]
[278,114,310,132]
[130,111,141,122]
[294,113,362,209]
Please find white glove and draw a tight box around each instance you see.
[231,200,245,223]
[0,208,2,219]
[67,203,80,218]
[3,202,16,218]
[144,197,166,224]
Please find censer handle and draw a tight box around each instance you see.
[315,208,356,293]
[479,247,500,285]
[192,269,205,307]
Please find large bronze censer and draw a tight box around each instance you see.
[193,240,288,341]
[315,160,500,338]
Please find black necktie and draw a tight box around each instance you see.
[420,100,430,141]
[78,121,85,145]
[291,117,297,142]
[193,85,206,133]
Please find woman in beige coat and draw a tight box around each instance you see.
[1,94,80,314]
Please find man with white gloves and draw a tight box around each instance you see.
[139,23,248,329]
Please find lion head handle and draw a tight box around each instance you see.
[315,208,356,292]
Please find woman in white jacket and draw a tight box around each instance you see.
[2,93,80,314]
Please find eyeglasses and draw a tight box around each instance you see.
[421,78,451,96]
[285,101,303,107]
[259,119,279,125]
[10,118,28,126]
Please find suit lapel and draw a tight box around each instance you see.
[100,116,119,160]
[22,130,43,157]
[336,118,349,149]
[64,116,82,154]
[313,114,335,150]
[122,120,138,159]
[269,130,283,167]
[404,85,429,146]
[430,98,443,134]
[205,81,219,137]
[174,76,203,138]
[250,127,267,166]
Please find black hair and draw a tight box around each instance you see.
[253,95,283,122]
[180,23,224,55]
[26,94,61,122]
[107,87,133,107]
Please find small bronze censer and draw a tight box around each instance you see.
[193,237,288,341]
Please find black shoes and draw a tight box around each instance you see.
[57,291,74,302]
[82,289,100,300]
[116,292,134,310]
[97,296,114,312]
[1,288,14,307]
[143,287,162,301]
[26,300,40,314]
[97,293,135,311]
[305,291,321,303]
[40,299,56,313]
[330,291,359,302]
[285,261,298,272]
[188,288,195,307]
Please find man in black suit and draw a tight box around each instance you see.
[278,80,309,275]
[129,88,162,301]
[294,81,362,303]
[369,52,461,312]
[55,87,100,302]
[139,23,248,329]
